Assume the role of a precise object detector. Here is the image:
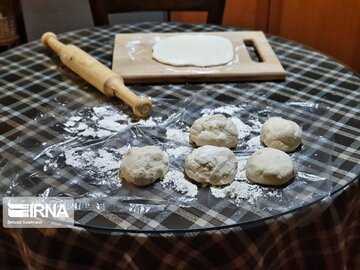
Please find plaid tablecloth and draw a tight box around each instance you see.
[0,22,359,269]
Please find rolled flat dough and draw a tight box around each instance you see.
[152,35,234,67]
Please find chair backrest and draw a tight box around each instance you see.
[88,0,226,26]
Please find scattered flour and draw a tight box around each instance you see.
[78,127,112,138]
[98,119,128,132]
[162,170,198,197]
[64,107,129,138]
[64,120,76,127]
[201,105,244,116]
[64,147,123,178]
[230,117,252,139]
[235,157,247,180]
[211,181,264,205]
[248,118,262,132]
[246,135,262,149]
[63,105,162,139]
[211,151,281,206]
[166,146,192,158]
[97,149,122,170]
[93,106,114,117]
[68,116,82,122]
[43,159,57,172]
[76,123,88,131]
[166,128,189,143]
[134,116,162,127]
[117,145,130,155]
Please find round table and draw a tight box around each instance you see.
[0,22,359,269]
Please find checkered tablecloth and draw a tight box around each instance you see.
[0,22,359,269]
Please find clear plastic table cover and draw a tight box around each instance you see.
[1,89,333,231]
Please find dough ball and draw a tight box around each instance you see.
[185,145,238,186]
[246,148,294,186]
[260,117,302,152]
[120,146,169,186]
[189,114,238,148]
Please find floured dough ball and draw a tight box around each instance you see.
[246,148,294,186]
[120,146,169,186]
[260,117,302,152]
[189,114,238,148]
[185,145,238,186]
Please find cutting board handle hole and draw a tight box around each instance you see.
[244,40,263,63]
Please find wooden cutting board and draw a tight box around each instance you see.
[112,31,286,83]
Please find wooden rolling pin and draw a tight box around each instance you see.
[41,32,152,118]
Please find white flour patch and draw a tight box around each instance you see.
[68,116,82,122]
[162,170,198,197]
[77,127,113,138]
[76,123,88,130]
[98,119,128,132]
[117,145,130,155]
[64,105,163,139]
[211,153,281,205]
[166,146,192,158]
[133,116,162,127]
[248,118,262,132]
[211,181,264,205]
[64,147,123,178]
[247,135,262,149]
[64,120,76,127]
[166,128,189,144]
[93,106,115,117]
[230,117,252,140]
[43,159,58,172]
[201,105,244,116]
[235,157,247,180]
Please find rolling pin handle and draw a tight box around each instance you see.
[41,32,57,48]
[105,76,152,117]
[132,96,153,118]
[41,32,65,54]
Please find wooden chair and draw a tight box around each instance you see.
[88,0,226,26]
